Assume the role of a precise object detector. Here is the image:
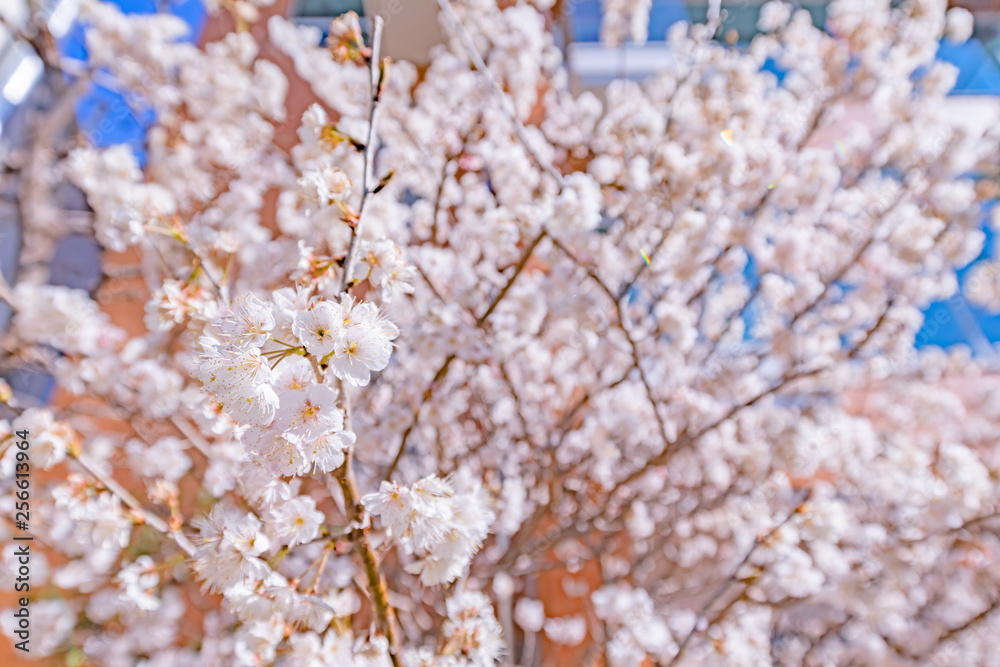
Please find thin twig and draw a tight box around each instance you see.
[550,236,672,455]
[340,16,385,293]
[478,230,547,325]
[383,353,456,482]
[169,415,214,459]
[71,452,197,557]
[383,228,548,482]
[435,0,565,189]
[430,112,481,245]
[665,501,806,667]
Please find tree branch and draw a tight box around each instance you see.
[70,452,197,557]
[335,449,400,663]
[340,16,385,293]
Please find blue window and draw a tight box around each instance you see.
[293,0,365,17]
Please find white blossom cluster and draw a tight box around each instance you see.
[363,472,494,586]
[0,0,998,665]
